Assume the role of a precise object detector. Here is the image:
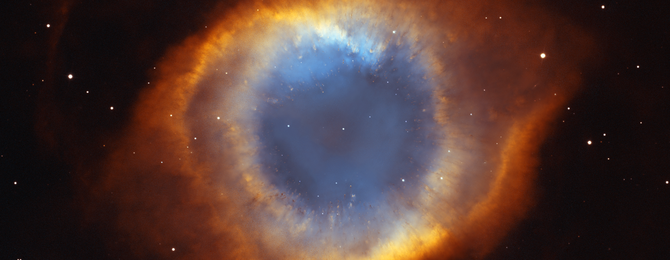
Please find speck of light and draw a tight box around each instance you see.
[540,53,546,59]
[587,140,592,145]
[217,117,220,120]
[46,24,50,28]
[14,182,17,185]
[666,181,669,184]
[342,128,345,130]
[172,248,175,252]
[401,178,405,182]
[67,74,73,79]
[392,30,396,34]
[110,106,114,110]
[601,5,605,9]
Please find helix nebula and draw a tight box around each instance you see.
[82,0,592,259]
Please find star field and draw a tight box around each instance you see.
[2,0,670,259]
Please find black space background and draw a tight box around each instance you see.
[1,0,669,259]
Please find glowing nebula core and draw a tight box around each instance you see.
[80,0,591,259]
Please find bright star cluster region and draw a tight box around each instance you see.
[75,0,591,259]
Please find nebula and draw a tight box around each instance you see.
[50,0,592,259]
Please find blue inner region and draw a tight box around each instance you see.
[255,41,437,210]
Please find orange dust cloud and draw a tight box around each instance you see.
[40,0,593,259]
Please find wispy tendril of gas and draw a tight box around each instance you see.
[83,0,592,259]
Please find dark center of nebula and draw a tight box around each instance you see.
[255,42,438,211]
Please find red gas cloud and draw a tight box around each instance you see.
[37,0,593,259]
